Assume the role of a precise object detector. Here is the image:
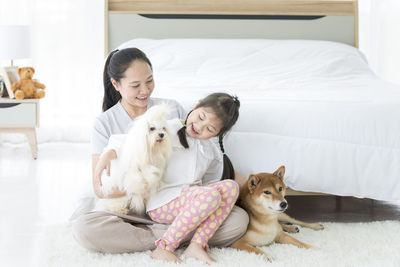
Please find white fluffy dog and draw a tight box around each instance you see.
[95,104,172,215]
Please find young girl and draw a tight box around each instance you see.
[100,93,244,263]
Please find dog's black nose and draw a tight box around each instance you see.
[280,202,288,209]
[159,133,164,138]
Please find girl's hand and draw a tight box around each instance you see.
[234,170,246,189]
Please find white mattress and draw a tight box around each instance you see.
[118,39,400,201]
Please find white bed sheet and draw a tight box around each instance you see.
[118,39,400,201]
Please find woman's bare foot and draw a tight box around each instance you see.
[183,242,215,265]
[151,247,182,263]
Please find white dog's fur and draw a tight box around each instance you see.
[95,104,173,215]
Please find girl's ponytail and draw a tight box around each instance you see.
[218,95,240,180]
[219,135,235,180]
[177,110,192,148]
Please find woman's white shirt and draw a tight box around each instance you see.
[105,118,224,212]
[70,98,186,221]
[91,98,186,155]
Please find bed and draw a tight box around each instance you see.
[105,0,400,201]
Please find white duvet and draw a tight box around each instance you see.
[118,39,400,201]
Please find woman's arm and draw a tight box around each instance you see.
[234,170,247,189]
[92,150,126,199]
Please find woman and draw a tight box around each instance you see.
[72,48,249,254]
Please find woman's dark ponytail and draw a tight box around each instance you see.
[103,50,121,112]
[102,48,152,112]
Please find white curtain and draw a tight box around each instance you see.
[359,0,400,85]
[0,0,104,143]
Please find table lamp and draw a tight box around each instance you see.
[0,25,31,98]
[0,25,31,67]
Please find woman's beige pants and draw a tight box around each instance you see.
[72,205,249,253]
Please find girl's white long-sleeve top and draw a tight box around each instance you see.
[104,118,224,212]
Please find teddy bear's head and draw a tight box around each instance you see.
[18,67,35,80]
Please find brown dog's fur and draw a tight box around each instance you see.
[231,166,323,261]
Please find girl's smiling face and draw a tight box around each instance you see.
[185,107,223,139]
[111,60,155,108]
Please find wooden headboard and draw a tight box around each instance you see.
[105,0,358,54]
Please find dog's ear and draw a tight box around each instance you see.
[273,166,285,181]
[248,175,260,193]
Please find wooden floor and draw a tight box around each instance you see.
[285,196,400,223]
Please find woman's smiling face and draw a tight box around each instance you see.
[111,60,155,108]
[185,107,223,139]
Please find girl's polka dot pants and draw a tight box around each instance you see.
[148,180,239,251]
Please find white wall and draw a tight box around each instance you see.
[0,0,105,143]
[1,0,399,144]
[359,0,400,85]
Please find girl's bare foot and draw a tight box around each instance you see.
[151,247,182,263]
[183,242,216,265]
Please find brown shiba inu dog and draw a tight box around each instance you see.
[231,166,324,261]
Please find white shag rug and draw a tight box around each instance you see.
[33,221,400,267]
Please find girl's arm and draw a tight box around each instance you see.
[234,170,247,189]
[92,150,126,199]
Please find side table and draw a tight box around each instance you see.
[0,98,40,159]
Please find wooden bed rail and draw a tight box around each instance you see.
[286,188,329,196]
[108,0,357,16]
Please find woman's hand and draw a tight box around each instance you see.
[92,150,126,199]
[94,150,114,186]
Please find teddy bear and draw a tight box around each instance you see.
[10,67,46,100]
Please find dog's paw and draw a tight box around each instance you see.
[129,195,146,214]
[282,224,299,233]
[263,253,274,262]
[107,206,129,214]
[117,208,129,215]
[309,223,324,231]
